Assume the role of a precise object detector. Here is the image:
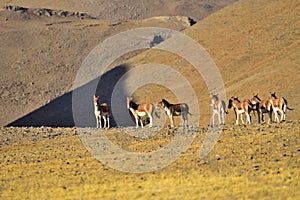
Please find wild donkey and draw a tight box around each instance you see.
[157,99,191,128]
[228,97,253,125]
[127,97,156,128]
[250,94,272,124]
[210,93,227,126]
[268,92,292,123]
[94,95,110,129]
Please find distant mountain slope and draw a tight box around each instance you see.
[0,9,191,126]
[0,0,237,21]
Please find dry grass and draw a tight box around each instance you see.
[1,123,299,199]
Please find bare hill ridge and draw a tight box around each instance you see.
[0,0,237,21]
[1,0,299,126]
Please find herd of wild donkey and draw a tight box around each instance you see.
[93,92,293,129]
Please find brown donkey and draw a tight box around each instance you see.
[127,97,156,128]
[157,98,191,128]
[268,92,293,123]
[94,95,110,129]
[228,97,253,125]
[210,93,227,126]
[250,94,273,124]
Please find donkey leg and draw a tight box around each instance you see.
[99,116,102,129]
[260,112,264,124]
[169,115,174,128]
[240,114,245,125]
[102,115,106,128]
[279,110,284,122]
[135,116,139,128]
[246,113,251,124]
[282,104,287,121]
[140,118,144,128]
[236,113,239,125]
[274,111,279,123]
[257,111,261,124]
[221,112,225,125]
[96,116,99,128]
[218,112,221,125]
[267,111,272,124]
[149,115,153,128]
[182,114,188,128]
[107,117,110,129]
[185,114,188,128]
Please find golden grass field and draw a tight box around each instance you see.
[1,122,299,199]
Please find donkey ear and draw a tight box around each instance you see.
[94,95,96,98]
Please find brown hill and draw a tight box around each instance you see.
[0,7,192,126]
[1,0,299,127]
[112,0,300,125]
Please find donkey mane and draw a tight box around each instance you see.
[212,94,219,101]
[162,99,171,107]
[129,100,139,110]
[254,94,261,101]
[270,92,277,99]
[233,97,241,103]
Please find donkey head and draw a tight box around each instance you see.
[270,92,277,99]
[94,95,100,106]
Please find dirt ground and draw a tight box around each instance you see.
[1,122,299,199]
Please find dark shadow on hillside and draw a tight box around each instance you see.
[7,64,135,127]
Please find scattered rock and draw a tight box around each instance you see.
[2,5,93,19]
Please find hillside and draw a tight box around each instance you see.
[0,8,192,126]
[1,0,299,127]
[113,0,300,124]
